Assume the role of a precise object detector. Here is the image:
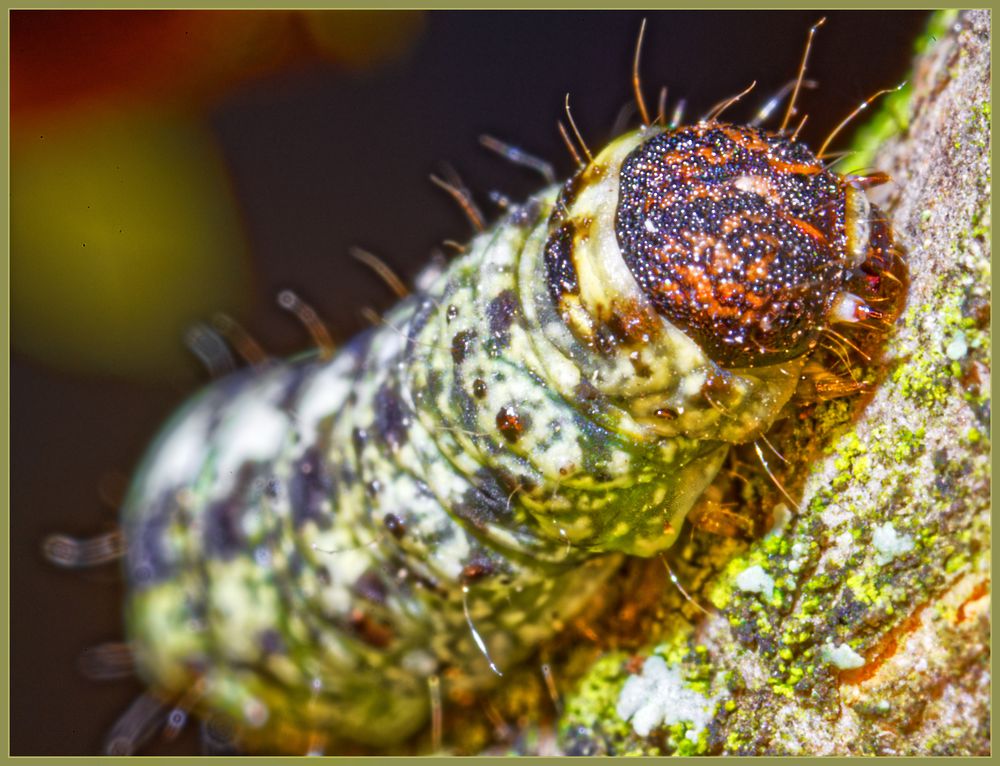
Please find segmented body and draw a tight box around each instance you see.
[121,122,901,751]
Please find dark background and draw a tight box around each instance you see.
[11,10,931,755]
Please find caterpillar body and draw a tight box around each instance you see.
[113,110,903,753]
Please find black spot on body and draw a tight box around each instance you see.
[287,549,304,579]
[426,369,444,399]
[484,337,504,359]
[316,565,332,586]
[486,289,519,348]
[461,557,496,583]
[374,384,409,451]
[573,379,611,418]
[127,492,177,585]
[263,477,281,499]
[204,463,260,558]
[452,468,517,529]
[204,497,245,558]
[353,568,389,605]
[289,447,333,530]
[276,360,314,413]
[383,513,406,538]
[349,609,394,648]
[401,296,437,355]
[258,628,285,656]
[496,404,529,443]
[451,329,476,365]
[351,427,369,453]
[543,221,579,303]
[628,353,653,378]
[453,377,487,439]
[421,519,456,545]
[511,197,542,228]
[549,171,583,227]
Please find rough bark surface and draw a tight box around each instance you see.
[547,10,990,757]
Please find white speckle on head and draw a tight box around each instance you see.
[735,564,775,600]
[616,656,718,738]
[872,522,915,565]
[822,642,866,670]
[732,174,775,200]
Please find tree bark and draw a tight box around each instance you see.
[551,10,990,757]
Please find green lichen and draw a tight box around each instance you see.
[559,639,731,755]
[558,652,640,755]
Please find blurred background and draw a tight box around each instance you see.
[11,10,930,755]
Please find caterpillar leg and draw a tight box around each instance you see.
[103,692,168,755]
[78,642,134,681]
[794,359,870,402]
[185,323,236,378]
[42,529,124,568]
[199,714,241,756]
[687,502,754,540]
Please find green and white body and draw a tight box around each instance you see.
[121,125,870,750]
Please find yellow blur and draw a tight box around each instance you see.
[12,106,253,378]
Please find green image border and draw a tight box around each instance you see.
[1,4,985,766]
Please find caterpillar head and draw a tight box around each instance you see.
[615,122,897,368]
[542,123,903,440]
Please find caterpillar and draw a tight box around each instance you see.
[26,11,922,756]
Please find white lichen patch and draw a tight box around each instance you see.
[872,521,915,564]
[819,502,853,530]
[616,656,718,737]
[945,331,968,360]
[786,541,808,573]
[734,564,775,600]
[826,530,857,567]
[822,642,866,670]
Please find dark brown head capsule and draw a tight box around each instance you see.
[614,123,874,368]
